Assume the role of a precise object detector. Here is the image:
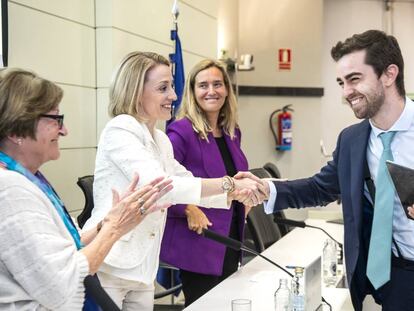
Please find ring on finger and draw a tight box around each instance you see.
[139,206,147,215]
[138,198,145,207]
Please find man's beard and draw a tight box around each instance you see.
[351,87,385,120]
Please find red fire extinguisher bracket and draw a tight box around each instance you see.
[269,104,294,151]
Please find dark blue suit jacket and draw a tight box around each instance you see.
[273,119,371,310]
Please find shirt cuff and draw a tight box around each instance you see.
[263,181,277,214]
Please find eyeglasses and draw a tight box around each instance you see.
[40,114,65,129]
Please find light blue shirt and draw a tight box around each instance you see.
[367,97,414,260]
[264,97,414,260]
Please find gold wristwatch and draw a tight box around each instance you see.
[222,176,235,193]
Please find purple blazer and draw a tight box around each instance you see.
[160,118,249,275]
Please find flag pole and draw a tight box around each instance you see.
[169,0,180,121]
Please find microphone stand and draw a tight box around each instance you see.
[274,217,344,263]
[240,245,293,277]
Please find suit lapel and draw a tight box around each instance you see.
[200,132,248,177]
[350,120,371,227]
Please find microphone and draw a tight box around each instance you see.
[202,228,293,277]
[84,275,120,311]
[274,217,343,262]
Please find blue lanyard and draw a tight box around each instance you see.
[0,151,83,249]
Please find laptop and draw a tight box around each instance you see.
[304,256,322,311]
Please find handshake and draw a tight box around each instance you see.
[227,171,271,207]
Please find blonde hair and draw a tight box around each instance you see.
[176,59,238,141]
[0,68,63,141]
[109,51,170,120]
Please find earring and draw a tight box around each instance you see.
[17,139,22,145]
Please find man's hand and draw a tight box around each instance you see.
[232,171,270,206]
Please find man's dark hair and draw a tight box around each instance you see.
[331,29,405,97]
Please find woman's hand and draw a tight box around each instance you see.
[81,173,173,274]
[185,204,212,234]
[230,172,269,206]
[104,174,173,239]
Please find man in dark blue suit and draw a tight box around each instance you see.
[238,30,414,310]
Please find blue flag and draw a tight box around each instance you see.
[168,27,185,124]
[156,27,183,297]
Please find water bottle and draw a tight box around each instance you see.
[322,238,337,286]
[274,278,291,311]
[291,267,305,311]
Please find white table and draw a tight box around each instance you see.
[184,219,354,311]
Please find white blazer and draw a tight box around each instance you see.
[83,114,228,284]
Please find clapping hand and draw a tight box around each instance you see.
[105,173,173,238]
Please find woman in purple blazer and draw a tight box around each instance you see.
[160,59,249,306]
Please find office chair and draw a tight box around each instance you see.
[246,168,283,253]
[263,162,281,179]
[75,175,183,307]
[76,175,94,229]
[261,163,290,236]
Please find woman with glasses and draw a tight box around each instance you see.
[0,68,173,310]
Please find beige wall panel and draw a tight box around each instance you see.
[96,28,172,88]
[96,28,207,87]
[58,85,97,149]
[97,88,111,138]
[42,148,96,214]
[8,2,95,87]
[97,0,171,41]
[393,2,414,94]
[179,3,217,58]
[181,0,218,18]
[238,0,322,87]
[96,0,216,59]
[12,0,95,26]
[218,0,239,59]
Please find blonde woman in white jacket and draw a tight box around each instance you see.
[83,52,266,310]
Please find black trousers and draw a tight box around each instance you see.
[351,255,414,311]
[379,256,414,311]
[180,218,240,307]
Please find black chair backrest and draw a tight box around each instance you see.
[261,163,290,236]
[263,162,281,179]
[246,168,282,253]
[76,175,94,229]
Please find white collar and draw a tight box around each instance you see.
[370,97,414,137]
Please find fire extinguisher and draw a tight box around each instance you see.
[269,104,294,151]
